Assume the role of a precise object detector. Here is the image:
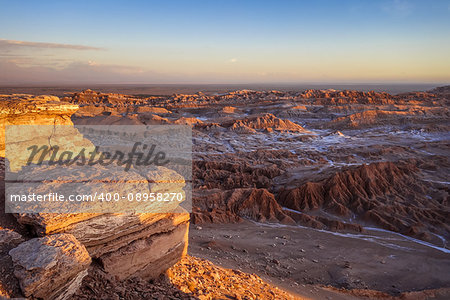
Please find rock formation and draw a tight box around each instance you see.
[0,228,23,247]
[222,113,313,133]
[192,188,294,224]
[0,228,24,298]
[0,94,190,298]
[14,212,190,281]
[278,161,449,241]
[174,117,204,125]
[9,234,91,300]
[0,94,78,156]
[194,158,281,190]
[325,109,449,129]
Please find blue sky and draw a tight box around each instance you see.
[0,0,449,84]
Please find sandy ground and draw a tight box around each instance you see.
[189,221,450,299]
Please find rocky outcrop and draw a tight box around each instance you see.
[0,94,191,298]
[278,161,450,241]
[299,89,395,105]
[0,228,24,248]
[15,212,190,281]
[9,163,190,281]
[192,188,294,225]
[63,89,148,107]
[9,234,91,300]
[194,159,282,190]
[98,215,189,280]
[0,94,78,156]
[0,228,25,298]
[222,113,313,133]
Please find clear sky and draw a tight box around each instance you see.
[0,0,449,84]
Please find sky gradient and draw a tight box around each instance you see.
[1,0,449,84]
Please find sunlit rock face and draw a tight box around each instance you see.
[0,94,98,173]
[0,94,79,157]
[16,212,190,281]
[0,94,190,298]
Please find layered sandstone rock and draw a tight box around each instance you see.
[99,215,189,280]
[8,163,186,215]
[19,212,190,281]
[0,94,191,297]
[15,211,190,279]
[9,234,91,300]
[0,94,79,156]
[10,163,190,281]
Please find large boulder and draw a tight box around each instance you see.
[9,234,91,300]
[0,228,24,248]
[99,215,189,280]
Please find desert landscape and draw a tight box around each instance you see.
[0,85,449,299]
[1,1,450,299]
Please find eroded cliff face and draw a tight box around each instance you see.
[0,94,190,299]
[278,161,450,242]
